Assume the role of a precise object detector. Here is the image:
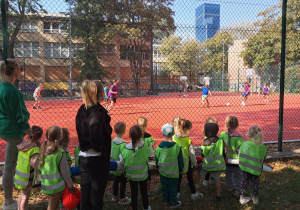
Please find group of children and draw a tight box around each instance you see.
[109,115,268,209]
[13,114,268,210]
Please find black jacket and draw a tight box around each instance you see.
[76,103,112,159]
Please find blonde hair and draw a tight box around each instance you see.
[0,59,19,83]
[137,117,148,133]
[59,128,70,149]
[81,80,104,108]
[247,125,264,145]
[172,116,181,134]
[39,126,62,167]
[178,119,192,134]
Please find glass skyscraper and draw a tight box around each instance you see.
[196,3,220,44]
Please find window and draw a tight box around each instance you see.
[99,45,115,55]
[21,22,38,33]
[120,46,149,60]
[44,43,84,58]
[44,22,68,34]
[14,42,39,58]
[153,62,162,75]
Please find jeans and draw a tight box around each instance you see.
[2,138,23,197]
[79,156,110,210]
[129,179,148,210]
[226,164,243,190]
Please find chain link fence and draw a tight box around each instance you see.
[1,0,300,163]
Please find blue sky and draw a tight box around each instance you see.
[40,0,280,40]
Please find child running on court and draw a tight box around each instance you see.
[219,115,244,197]
[111,122,131,205]
[173,119,202,200]
[14,126,43,210]
[33,83,43,109]
[137,117,155,195]
[239,125,267,205]
[199,123,226,200]
[263,83,270,102]
[202,117,219,186]
[117,125,151,210]
[107,79,118,112]
[155,124,184,208]
[59,128,72,169]
[39,126,74,210]
[196,84,212,107]
[241,82,250,106]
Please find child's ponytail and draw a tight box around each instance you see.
[29,126,43,142]
[178,119,192,134]
[225,115,239,151]
[129,125,143,152]
[247,125,264,145]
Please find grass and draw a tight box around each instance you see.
[1,159,300,209]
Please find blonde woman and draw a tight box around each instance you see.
[0,59,30,210]
[75,80,112,209]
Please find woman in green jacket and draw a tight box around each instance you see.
[0,59,30,210]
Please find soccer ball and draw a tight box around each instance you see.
[226,103,230,106]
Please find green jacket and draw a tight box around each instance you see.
[0,82,30,139]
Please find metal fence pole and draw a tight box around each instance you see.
[292,61,294,94]
[1,0,8,59]
[69,0,73,100]
[278,0,287,152]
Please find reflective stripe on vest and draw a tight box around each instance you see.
[41,173,61,180]
[228,149,238,155]
[41,180,65,191]
[202,162,226,168]
[239,153,264,164]
[127,170,148,179]
[158,162,178,167]
[15,169,30,179]
[239,161,262,173]
[159,168,179,175]
[127,164,147,171]
[14,177,28,187]
[202,155,224,162]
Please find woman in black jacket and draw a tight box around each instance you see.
[76,80,112,210]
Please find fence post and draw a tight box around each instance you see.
[1,0,8,59]
[278,0,287,153]
[291,61,294,94]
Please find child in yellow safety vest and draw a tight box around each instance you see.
[199,123,226,200]
[155,124,184,208]
[173,119,203,200]
[239,125,267,205]
[39,126,74,210]
[219,115,244,197]
[110,122,131,205]
[14,126,43,210]
[137,117,155,195]
[117,125,151,210]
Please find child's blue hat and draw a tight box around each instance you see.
[161,124,174,136]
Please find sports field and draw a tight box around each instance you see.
[0,92,299,162]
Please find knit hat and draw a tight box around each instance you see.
[161,124,174,136]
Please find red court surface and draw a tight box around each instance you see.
[1,92,300,162]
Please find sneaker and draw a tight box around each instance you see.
[38,106,42,109]
[144,206,151,210]
[112,196,118,202]
[252,196,259,205]
[118,197,131,205]
[170,201,181,208]
[191,191,203,200]
[2,200,18,210]
[239,196,251,205]
[33,106,37,109]
[203,180,209,186]
[234,189,240,197]
[177,192,180,199]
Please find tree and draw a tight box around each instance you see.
[159,36,201,84]
[241,0,300,67]
[224,21,258,40]
[199,31,233,73]
[103,0,175,95]
[1,0,46,58]
[69,0,112,81]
